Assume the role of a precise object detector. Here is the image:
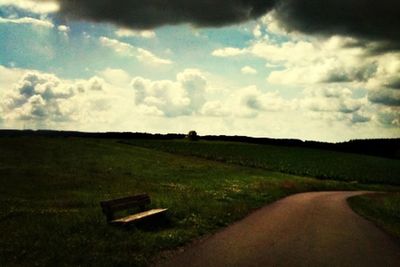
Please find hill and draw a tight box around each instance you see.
[0,129,399,159]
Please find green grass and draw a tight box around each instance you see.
[348,193,400,240]
[123,139,400,185]
[0,137,397,267]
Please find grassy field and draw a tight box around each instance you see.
[348,193,400,241]
[0,136,398,266]
[124,139,400,185]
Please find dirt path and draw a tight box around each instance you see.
[157,191,400,267]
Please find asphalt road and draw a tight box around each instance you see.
[157,191,400,267]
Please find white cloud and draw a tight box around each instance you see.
[98,68,131,87]
[0,0,59,14]
[2,72,75,123]
[256,37,378,86]
[376,107,400,127]
[0,67,136,129]
[131,69,206,117]
[99,36,134,55]
[0,16,54,28]
[211,34,380,88]
[200,101,230,117]
[0,65,397,141]
[260,11,288,36]
[252,24,262,38]
[115,28,156,38]
[233,86,292,116]
[99,36,172,65]
[301,87,364,114]
[137,48,172,65]
[212,22,399,129]
[369,56,400,88]
[292,85,377,127]
[212,47,247,57]
[198,85,292,118]
[241,66,257,75]
[57,24,69,32]
[0,65,25,89]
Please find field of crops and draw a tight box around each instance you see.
[125,140,400,185]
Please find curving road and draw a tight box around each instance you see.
[157,191,400,267]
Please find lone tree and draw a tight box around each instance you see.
[187,130,199,141]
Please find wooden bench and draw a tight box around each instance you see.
[100,194,167,226]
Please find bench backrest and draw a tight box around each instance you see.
[100,194,151,221]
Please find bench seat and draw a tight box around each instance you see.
[100,194,167,226]
[110,208,168,225]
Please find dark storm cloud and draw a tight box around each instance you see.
[368,89,400,107]
[323,64,378,84]
[386,78,400,90]
[56,0,400,46]
[351,113,370,124]
[58,0,277,29]
[274,0,400,44]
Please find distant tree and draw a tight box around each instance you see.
[187,130,199,141]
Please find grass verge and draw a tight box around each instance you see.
[348,193,400,241]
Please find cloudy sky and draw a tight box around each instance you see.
[0,0,399,141]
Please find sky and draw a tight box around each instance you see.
[0,0,399,142]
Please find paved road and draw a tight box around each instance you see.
[157,191,400,267]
